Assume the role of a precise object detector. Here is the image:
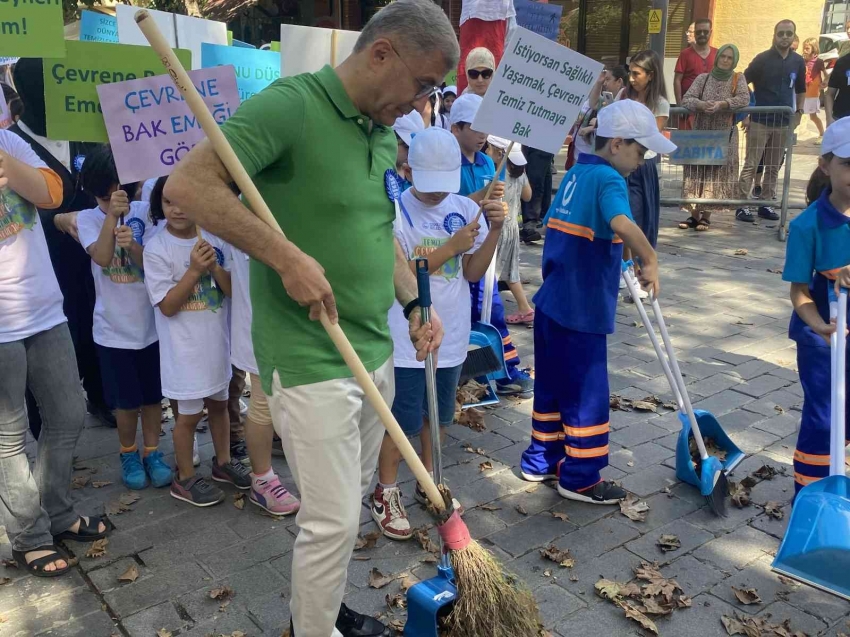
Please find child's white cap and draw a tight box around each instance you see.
[393,110,425,146]
[487,135,527,166]
[408,127,462,194]
[449,93,482,127]
[597,100,677,155]
[443,85,458,97]
[822,118,850,159]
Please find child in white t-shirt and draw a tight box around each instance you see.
[371,127,506,540]
[144,176,249,507]
[76,145,172,491]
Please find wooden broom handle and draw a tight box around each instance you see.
[472,141,513,224]
[135,9,446,512]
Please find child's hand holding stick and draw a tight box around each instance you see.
[472,141,513,224]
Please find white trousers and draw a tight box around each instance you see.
[270,358,394,637]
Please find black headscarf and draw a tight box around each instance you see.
[13,58,47,136]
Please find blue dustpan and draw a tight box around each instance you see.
[675,410,745,488]
[773,288,850,601]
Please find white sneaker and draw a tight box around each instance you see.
[372,484,412,540]
[192,434,200,467]
[627,265,649,299]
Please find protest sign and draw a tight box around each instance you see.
[472,26,603,156]
[175,14,227,69]
[0,0,65,58]
[80,10,118,43]
[97,65,240,184]
[279,24,358,76]
[232,38,256,49]
[116,4,176,48]
[43,41,192,143]
[201,43,279,101]
[514,0,563,41]
[668,130,728,165]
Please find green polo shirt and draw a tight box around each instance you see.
[221,66,397,391]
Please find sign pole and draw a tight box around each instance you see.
[648,0,668,62]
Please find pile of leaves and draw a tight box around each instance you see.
[594,562,691,635]
[721,612,809,636]
[454,381,489,430]
[689,436,728,473]
[610,395,676,414]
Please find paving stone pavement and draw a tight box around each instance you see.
[3,144,850,636]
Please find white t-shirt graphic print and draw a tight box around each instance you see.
[77,201,159,349]
[144,226,232,400]
[389,189,488,369]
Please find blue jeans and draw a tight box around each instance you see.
[0,323,86,551]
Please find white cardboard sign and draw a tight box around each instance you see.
[472,26,603,155]
[279,24,359,77]
[117,5,177,48]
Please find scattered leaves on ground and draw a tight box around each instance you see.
[107,492,141,515]
[766,268,783,274]
[386,593,406,610]
[209,585,234,601]
[620,600,659,634]
[71,475,90,489]
[741,475,758,489]
[368,568,396,589]
[774,405,786,415]
[419,554,438,564]
[619,495,651,522]
[610,394,673,413]
[478,461,493,472]
[763,502,784,520]
[400,574,419,592]
[85,538,108,558]
[155,629,172,637]
[594,579,641,601]
[91,480,113,488]
[753,464,783,480]
[657,535,681,552]
[728,480,752,508]
[515,504,528,516]
[119,492,141,506]
[734,249,748,256]
[117,563,139,583]
[721,612,809,637]
[232,493,246,510]
[690,436,729,470]
[551,511,570,522]
[480,503,501,511]
[354,531,381,551]
[539,544,575,568]
[731,586,762,605]
[461,443,487,455]
[413,527,439,555]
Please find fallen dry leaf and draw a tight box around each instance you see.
[352,556,371,561]
[354,531,381,551]
[540,544,575,568]
[619,495,650,522]
[774,405,786,415]
[753,464,783,480]
[677,595,692,608]
[515,504,528,516]
[569,574,579,582]
[741,475,758,489]
[642,596,674,616]
[734,248,748,256]
[657,534,681,552]
[419,554,438,564]
[386,592,406,610]
[119,492,140,506]
[413,527,438,555]
[632,400,658,413]
[0,577,10,586]
[731,586,762,605]
[551,511,570,522]
[232,493,246,510]
[721,614,746,636]
[368,568,395,589]
[728,480,751,508]
[766,268,783,274]
[764,501,784,520]
[478,461,493,472]
[117,563,139,583]
[543,568,552,577]
[71,475,90,489]
[209,585,234,601]
[595,579,624,600]
[1,559,17,569]
[155,629,172,637]
[91,481,113,489]
[400,574,419,592]
[619,600,659,635]
[85,538,108,558]
[480,504,501,511]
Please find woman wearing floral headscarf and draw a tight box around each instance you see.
[679,44,750,231]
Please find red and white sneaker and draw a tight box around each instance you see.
[371,484,412,541]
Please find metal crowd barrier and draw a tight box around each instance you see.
[660,106,796,241]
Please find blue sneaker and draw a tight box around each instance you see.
[120,451,148,490]
[143,450,173,488]
[496,368,535,396]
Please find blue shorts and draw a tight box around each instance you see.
[96,342,162,410]
[391,364,463,436]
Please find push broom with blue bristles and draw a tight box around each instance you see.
[773,287,850,601]
[622,262,744,515]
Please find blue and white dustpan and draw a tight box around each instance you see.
[622,263,744,516]
[405,259,457,635]
[773,288,850,601]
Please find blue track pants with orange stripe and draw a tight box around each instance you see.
[794,342,850,495]
[520,308,610,491]
[470,278,520,374]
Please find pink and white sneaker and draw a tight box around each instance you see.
[249,474,300,516]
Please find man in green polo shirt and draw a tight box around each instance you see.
[164,1,459,635]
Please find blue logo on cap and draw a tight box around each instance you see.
[443,212,465,234]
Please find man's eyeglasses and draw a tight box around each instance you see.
[695,29,710,36]
[387,40,440,100]
[467,69,494,80]
[776,30,795,38]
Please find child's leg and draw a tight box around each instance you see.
[419,422,446,473]
[508,281,533,314]
[206,396,231,465]
[173,409,204,480]
[377,434,404,485]
[810,113,824,136]
[420,364,463,473]
[140,404,161,453]
[794,343,833,496]
[116,409,140,450]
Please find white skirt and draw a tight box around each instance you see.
[803,96,821,114]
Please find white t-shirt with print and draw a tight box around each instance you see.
[77,201,159,350]
[144,226,232,400]
[229,246,259,376]
[0,130,66,344]
[389,189,488,369]
[461,0,516,25]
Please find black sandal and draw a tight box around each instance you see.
[12,545,71,578]
[53,516,108,543]
[695,218,711,231]
[678,216,698,229]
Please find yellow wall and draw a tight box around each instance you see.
[712,0,824,71]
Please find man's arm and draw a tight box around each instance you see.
[164,140,338,322]
[674,73,684,105]
[394,238,444,360]
[393,238,418,307]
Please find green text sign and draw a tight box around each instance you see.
[0,0,66,58]
[44,40,191,142]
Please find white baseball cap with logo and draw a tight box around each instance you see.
[487,135,528,166]
[597,100,677,155]
[822,117,850,159]
[408,127,462,193]
[393,110,425,146]
[449,93,483,127]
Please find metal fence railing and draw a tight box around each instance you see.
[660,106,796,241]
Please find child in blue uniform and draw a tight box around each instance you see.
[781,118,850,495]
[520,100,674,504]
[449,93,534,396]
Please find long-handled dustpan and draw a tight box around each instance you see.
[622,263,744,516]
[772,287,850,601]
[406,259,457,635]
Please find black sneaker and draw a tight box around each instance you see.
[230,440,250,467]
[87,401,117,428]
[170,475,225,507]
[520,228,542,243]
[752,184,763,198]
[211,456,251,490]
[758,205,779,220]
[289,604,392,637]
[557,480,627,504]
[735,207,755,223]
